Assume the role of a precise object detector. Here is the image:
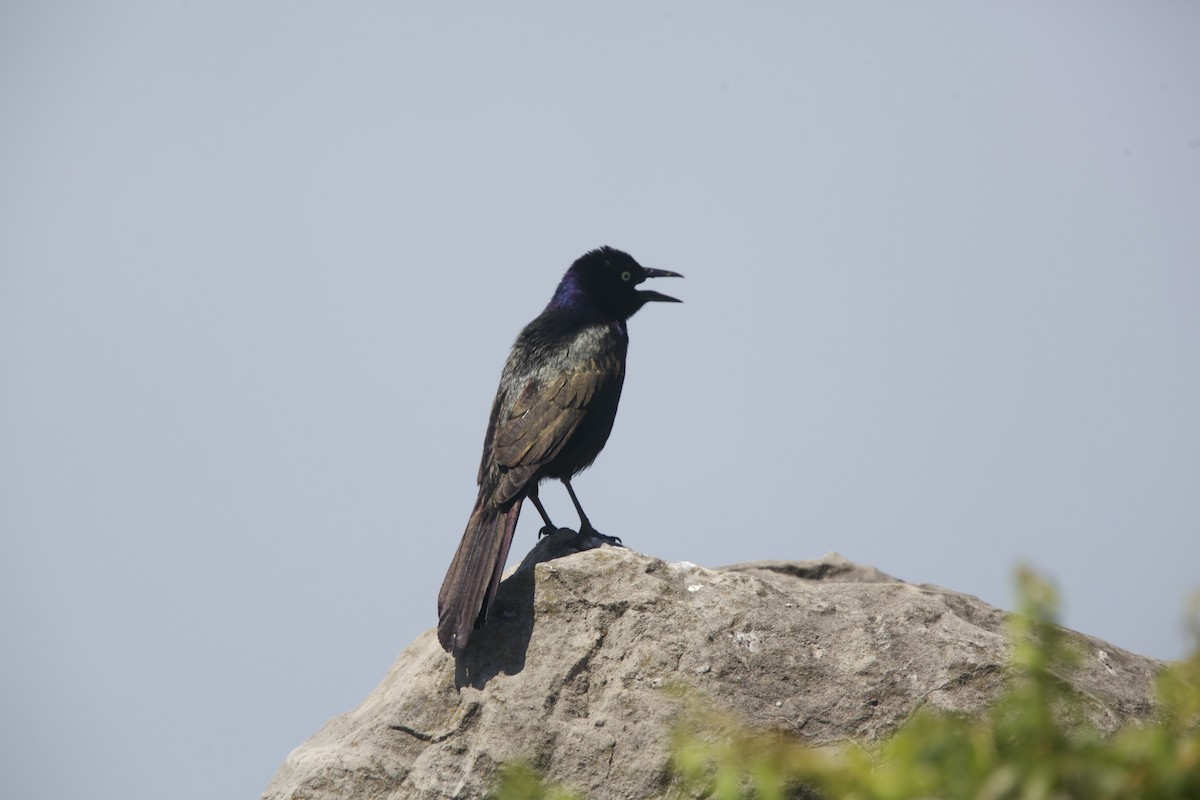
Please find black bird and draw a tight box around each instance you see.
[437,246,682,655]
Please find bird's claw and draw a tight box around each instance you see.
[538,523,623,548]
[579,524,623,548]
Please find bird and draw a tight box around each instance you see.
[436,246,682,656]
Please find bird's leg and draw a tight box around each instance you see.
[527,487,559,538]
[561,478,596,534]
[562,479,622,546]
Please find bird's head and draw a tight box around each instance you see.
[549,246,683,320]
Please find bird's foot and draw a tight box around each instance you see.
[578,523,623,548]
[515,524,622,574]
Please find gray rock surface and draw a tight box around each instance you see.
[262,546,1161,800]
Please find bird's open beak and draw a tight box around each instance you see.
[638,268,684,303]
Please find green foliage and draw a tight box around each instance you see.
[672,567,1200,800]
[492,763,582,800]
[492,569,1200,800]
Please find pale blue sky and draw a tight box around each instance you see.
[2,3,1198,799]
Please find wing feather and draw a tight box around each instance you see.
[485,359,612,505]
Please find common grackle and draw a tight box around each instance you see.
[436,246,682,655]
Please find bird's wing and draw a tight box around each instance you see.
[477,388,505,485]
[485,355,618,505]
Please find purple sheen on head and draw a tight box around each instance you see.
[546,271,586,311]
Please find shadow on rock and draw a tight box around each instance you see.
[454,527,625,690]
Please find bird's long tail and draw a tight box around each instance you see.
[437,496,522,655]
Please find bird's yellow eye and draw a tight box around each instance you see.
[621,271,632,282]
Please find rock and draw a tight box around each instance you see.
[262,549,1161,800]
